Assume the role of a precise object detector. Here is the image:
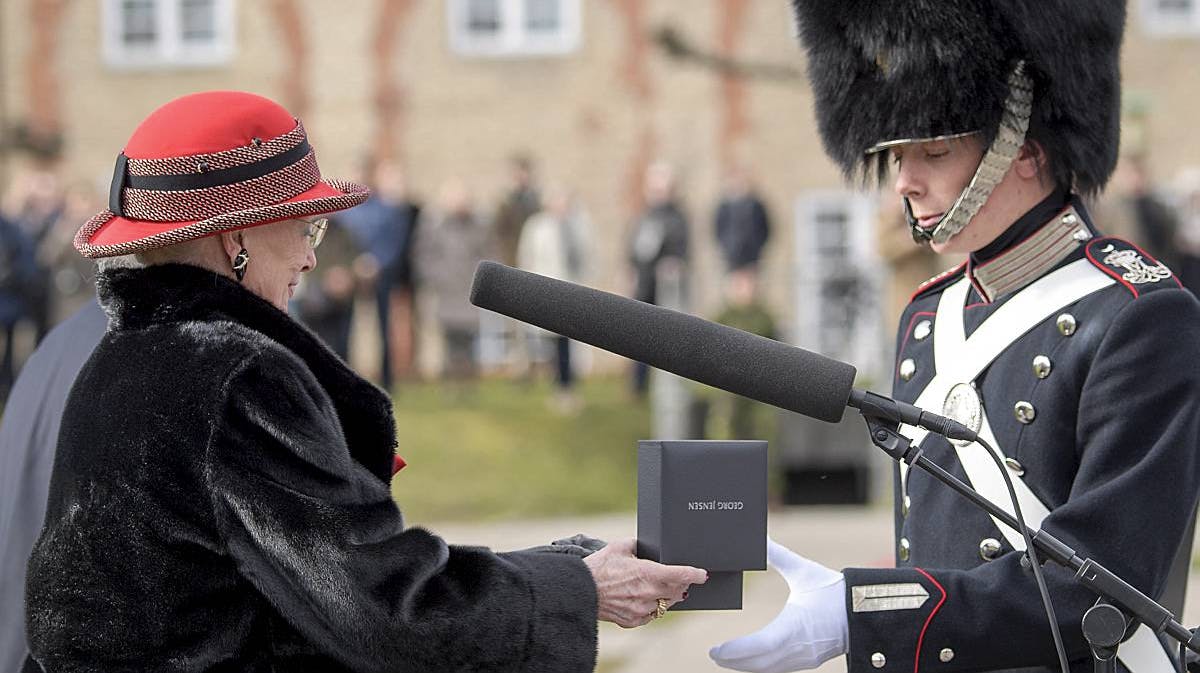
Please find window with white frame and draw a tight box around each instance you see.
[103,0,235,69]
[1140,0,1200,36]
[448,0,581,57]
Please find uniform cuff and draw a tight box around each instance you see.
[844,567,946,673]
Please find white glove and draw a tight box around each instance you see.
[709,538,848,673]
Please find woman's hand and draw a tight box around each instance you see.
[582,538,707,628]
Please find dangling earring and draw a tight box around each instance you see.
[232,248,250,282]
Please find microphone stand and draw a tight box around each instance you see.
[853,401,1200,671]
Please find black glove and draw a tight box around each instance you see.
[519,534,608,558]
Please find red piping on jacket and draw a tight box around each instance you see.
[913,568,947,673]
[895,311,937,382]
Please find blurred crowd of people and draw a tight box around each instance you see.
[1100,154,1200,294]
[0,163,100,402]
[283,151,780,418]
[0,151,783,416]
[291,153,595,406]
[6,148,1200,413]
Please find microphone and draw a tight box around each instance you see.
[847,390,978,443]
[469,261,977,440]
[471,261,853,422]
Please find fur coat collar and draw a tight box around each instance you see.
[97,262,397,482]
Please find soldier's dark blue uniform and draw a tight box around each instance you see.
[842,192,1200,673]
[726,3,1200,672]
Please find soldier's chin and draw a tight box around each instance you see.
[928,231,960,252]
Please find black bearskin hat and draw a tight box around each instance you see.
[791,0,1126,195]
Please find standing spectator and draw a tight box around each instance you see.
[711,270,777,439]
[338,159,420,391]
[293,218,361,360]
[517,185,590,411]
[388,171,422,382]
[492,153,541,268]
[416,178,491,379]
[1108,153,1182,271]
[628,161,689,394]
[2,166,65,343]
[490,154,541,370]
[714,165,771,274]
[34,180,105,322]
[0,213,35,401]
[1175,167,1200,295]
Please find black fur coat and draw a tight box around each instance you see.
[25,263,598,672]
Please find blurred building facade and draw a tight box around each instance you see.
[0,0,1198,380]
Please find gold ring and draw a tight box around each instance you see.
[653,597,669,620]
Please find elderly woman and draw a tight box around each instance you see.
[24,92,703,672]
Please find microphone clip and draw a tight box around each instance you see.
[860,414,916,464]
[848,389,980,445]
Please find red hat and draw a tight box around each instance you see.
[75,91,369,258]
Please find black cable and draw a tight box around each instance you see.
[974,436,1071,673]
[901,447,925,517]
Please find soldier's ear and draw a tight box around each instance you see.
[1013,140,1048,182]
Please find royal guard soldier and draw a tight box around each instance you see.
[710,2,1200,673]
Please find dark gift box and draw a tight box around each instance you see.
[637,440,767,611]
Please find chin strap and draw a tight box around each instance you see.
[906,197,931,244]
[908,61,1034,247]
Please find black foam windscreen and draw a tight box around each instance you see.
[470,261,857,423]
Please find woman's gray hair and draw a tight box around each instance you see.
[96,255,145,272]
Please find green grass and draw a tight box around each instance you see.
[388,376,649,522]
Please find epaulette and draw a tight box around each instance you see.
[1085,236,1183,298]
[909,261,967,303]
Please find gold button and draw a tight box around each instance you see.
[1072,228,1090,242]
[1014,401,1036,424]
[939,648,955,663]
[913,320,932,341]
[872,652,887,669]
[899,359,916,382]
[902,495,911,517]
[1056,313,1077,336]
[1004,457,1025,476]
[1061,212,1078,227]
[899,538,911,562]
[979,538,1002,561]
[1032,355,1052,379]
